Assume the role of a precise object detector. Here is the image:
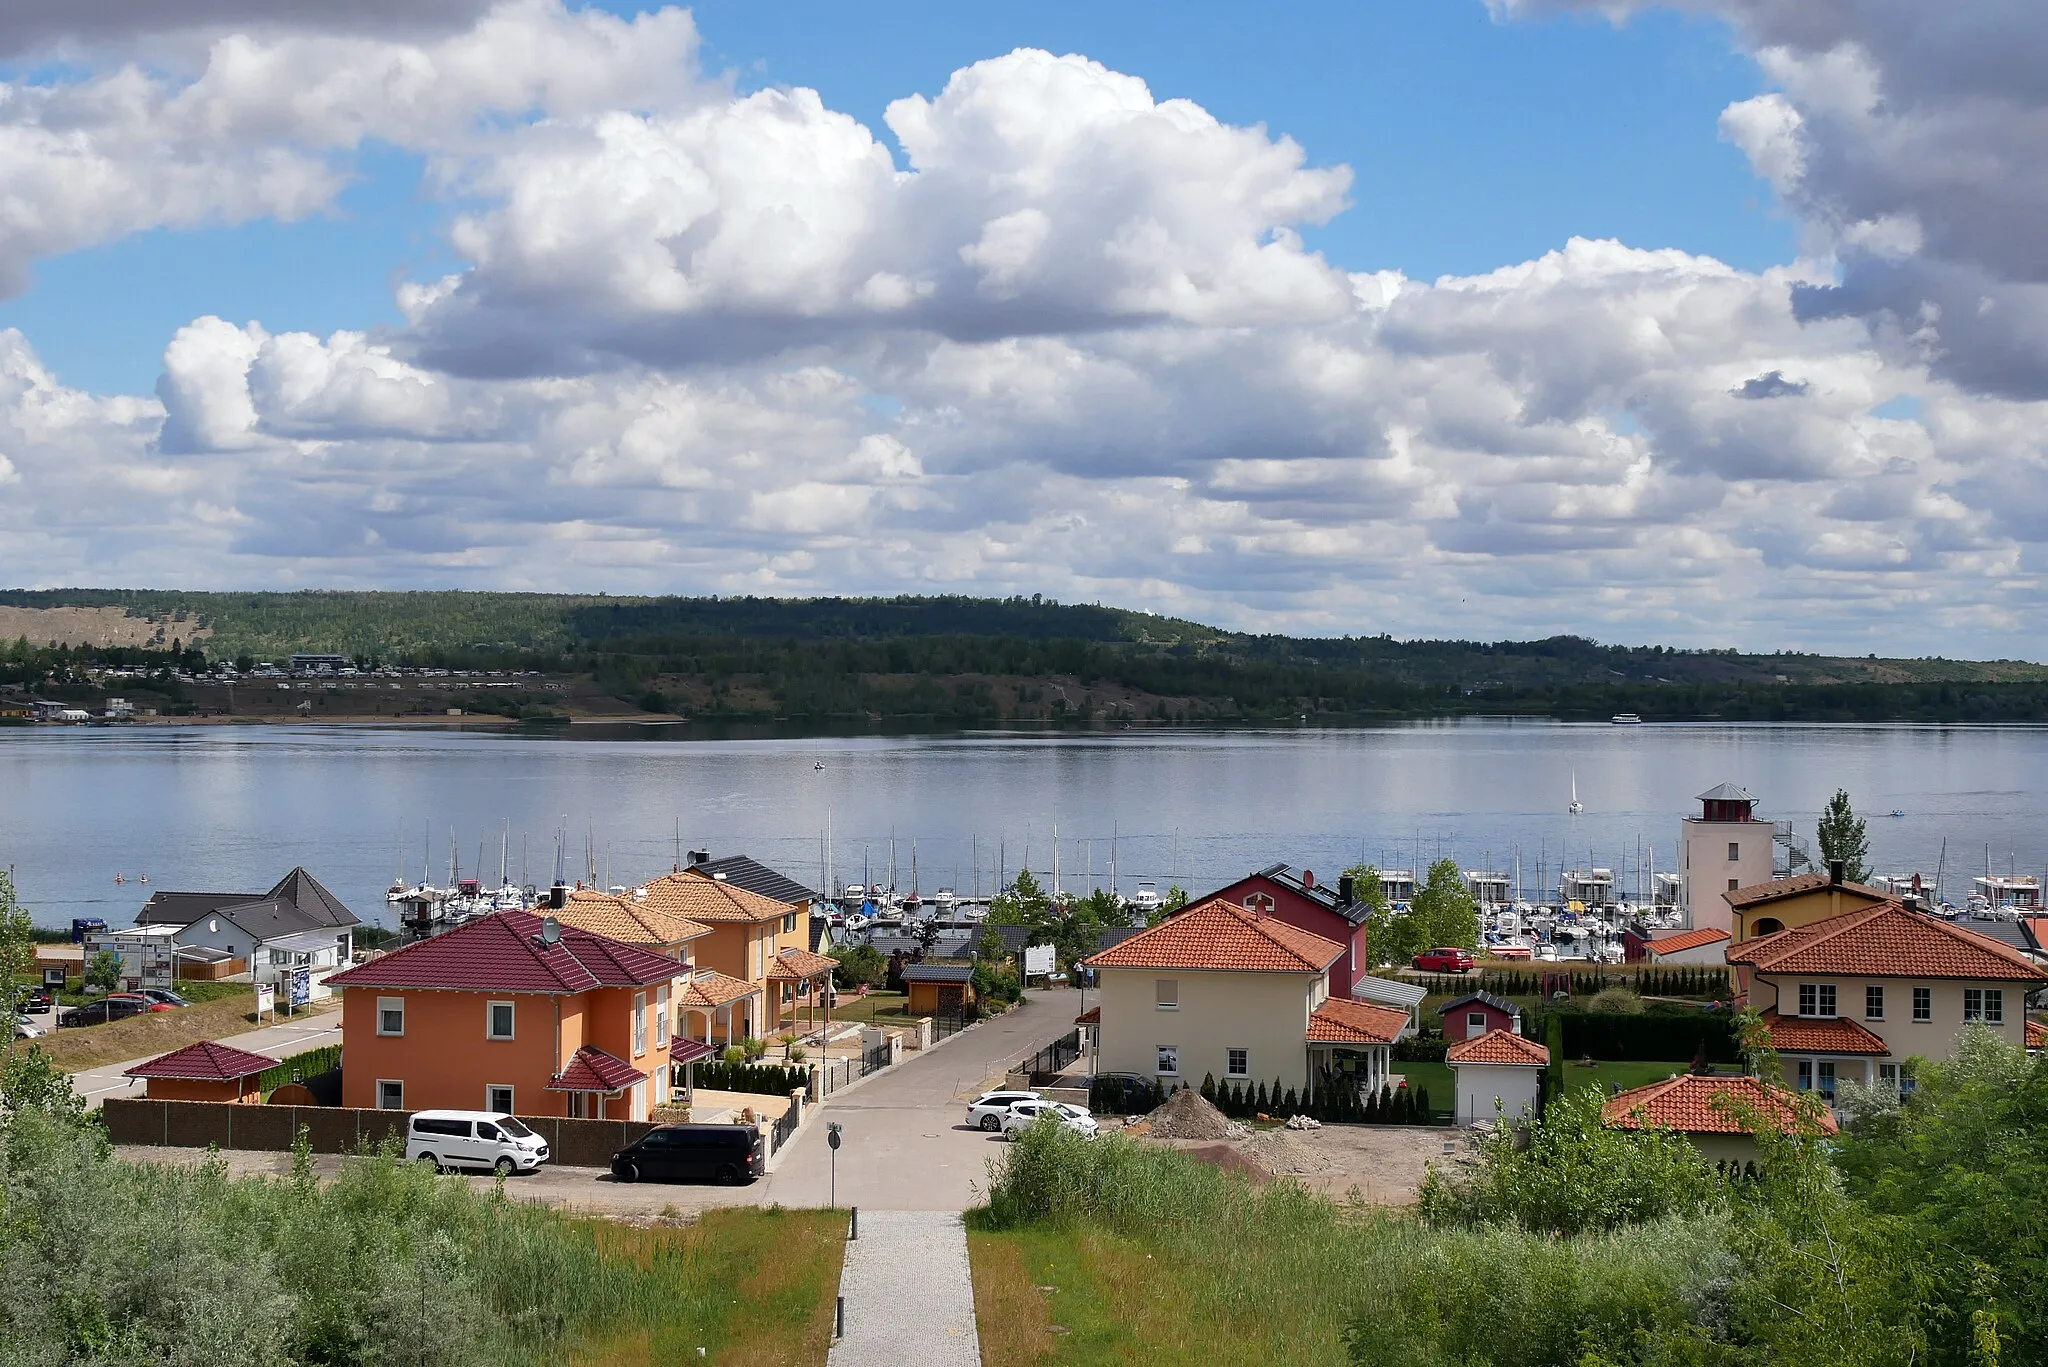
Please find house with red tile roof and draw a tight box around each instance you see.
[1644,926,1731,965]
[1082,897,1412,1102]
[328,910,701,1121]
[1722,867,1893,943]
[1602,1074,1836,1165]
[1199,864,1376,999]
[1729,901,2048,1103]
[1446,1028,1549,1126]
[124,1040,280,1103]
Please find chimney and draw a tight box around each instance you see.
[1338,874,1356,905]
[1829,860,1845,886]
[688,849,710,867]
[1510,1012,1522,1036]
[1302,869,1315,890]
[549,881,567,911]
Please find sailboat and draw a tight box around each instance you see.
[1568,771,1585,815]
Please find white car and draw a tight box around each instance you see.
[1001,1100,1099,1139]
[965,1088,1045,1132]
[405,1110,550,1175]
[10,1015,43,1040]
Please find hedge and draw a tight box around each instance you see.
[256,1044,343,1098]
[1549,1007,1741,1063]
[1404,965,1729,1000]
[689,1060,809,1096]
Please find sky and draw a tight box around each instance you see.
[0,1,2042,655]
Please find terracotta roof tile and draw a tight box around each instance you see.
[1724,872,1890,909]
[1760,1009,1889,1055]
[551,889,710,949]
[1306,997,1409,1044]
[2026,1018,2045,1051]
[124,1040,279,1082]
[764,946,836,981]
[545,1045,645,1093]
[1446,1029,1550,1066]
[1603,1074,1837,1137]
[635,869,794,923]
[1074,1005,1100,1025]
[676,969,758,1009]
[1083,898,1344,974]
[1730,902,2048,981]
[1647,927,1730,956]
[328,910,684,994]
[669,1037,718,1065]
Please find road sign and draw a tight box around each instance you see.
[289,967,311,1007]
[826,1121,842,1209]
[826,1121,842,1150]
[1024,944,1055,977]
[255,983,276,1019]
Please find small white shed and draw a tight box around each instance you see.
[1644,927,1730,965]
[1446,1029,1550,1126]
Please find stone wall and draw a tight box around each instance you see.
[103,1099,657,1168]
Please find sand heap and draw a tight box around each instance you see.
[1145,1088,1251,1141]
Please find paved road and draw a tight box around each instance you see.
[765,988,1079,1210]
[71,1008,343,1108]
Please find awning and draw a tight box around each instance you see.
[668,1037,717,1065]
[546,1045,645,1093]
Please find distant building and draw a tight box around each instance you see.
[288,654,351,674]
[135,867,361,1000]
[1682,784,1774,935]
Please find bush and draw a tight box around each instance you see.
[1553,1004,1741,1062]
[1089,1074,1163,1116]
[691,1059,809,1096]
[1584,985,1647,1014]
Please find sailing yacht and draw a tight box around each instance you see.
[1568,771,1585,815]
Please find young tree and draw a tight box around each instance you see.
[989,867,1052,929]
[84,948,124,996]
[1816,788,1872,882]
[0,870,33,1067]
[1345,863,1426,965]
[1410,858,1480,950]
[1146,885,1189,926]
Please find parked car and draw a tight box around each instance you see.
[405,1110,550,1175]
[58,997,151,1028]
[1412,947,1476,973]
[610,1124,764,1184]
[107,992,177,1013]
[965,1088,1046,1132]
[14,987,54,1014]
[1001,1100,1099,1140]
[138,988,192,1008]
[10,1014,43,1040]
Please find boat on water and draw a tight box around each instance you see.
[1610,712,1643,725]
[1568,771,1585,814]
[1128,881,1162,914]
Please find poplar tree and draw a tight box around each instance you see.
[1816,789,1871,882]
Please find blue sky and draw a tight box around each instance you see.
[0,1,1786,396]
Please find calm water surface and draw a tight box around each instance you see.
[2,720,2042,929]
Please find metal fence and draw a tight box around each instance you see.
[1024,1028,1082,1085]
[928,1009,967,1044]
[770,1102,801,1154]
[860,1039,891,1077]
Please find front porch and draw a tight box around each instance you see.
[679,969,765,1046]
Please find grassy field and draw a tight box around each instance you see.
[807,990,918,1027]
[34,987,274,1071]
[1561,1059,1693,1095]
[570,1208,846,1366]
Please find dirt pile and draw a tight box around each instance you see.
[1245,1129,1336,1177]
[1144,1088,1251,1141]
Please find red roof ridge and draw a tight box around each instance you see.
[125,1039,280,1081]
[1730,901,2046,981]
[1446,1028,1550,1066]
[1602,1073,1837,1137]
[328,909,682,994]
[1649,927,1730,954]
[1082,897,1343,973]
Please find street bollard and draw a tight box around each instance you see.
[850,1205,859,1241]
[835,1296,845,1340]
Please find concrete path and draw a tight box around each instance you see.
[829,1210,981,1367]
[766,988,1079,1210]
[70,1008,343,1108]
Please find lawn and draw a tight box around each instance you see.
[805,989,919,1028]
[570,1208,846,1366]
[35,987,272,1071]
[1560,1059,1693,1096]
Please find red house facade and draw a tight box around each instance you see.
[1201,864,1373,1000]
[1436,991,1524,1042]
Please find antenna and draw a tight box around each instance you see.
[540,916,562,946]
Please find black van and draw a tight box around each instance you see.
[610,1124,764,1185]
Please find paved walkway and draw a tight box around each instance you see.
[829,1210,981,1367]
[70,1008,343,1108]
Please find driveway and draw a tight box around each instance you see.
[71,1008,343,1108]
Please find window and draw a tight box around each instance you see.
[1226,1048,1248,1078]
[1727,842,1741,862]
[486,1085,514,1114]
[376,1079,404,1111]
[1817,1061,1836,1098]
[1797,983,1837,1018]
[1877,1062,1901,1090]
[783,913,798,934]
[1864,985,1884,1020]
[1912,986,1932,1022]
[633,992,648,1055]
[376,997,405,1036]
[630,1079,646,1120]
[487,1000,515,1040]
[477,1121,502,1141]
[1963,988,2004,1023]
[1796,1060,1812,1091]
[655,985,670,1047]
[1156,979,1179,1010]
[1728,879,1740,892]
[1156,1045,1180,1076]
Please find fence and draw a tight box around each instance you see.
[770,1098,801,1155]
[1023,1029,1081,1085]
[102,1098,657,1168]
[928,1009,967,1044]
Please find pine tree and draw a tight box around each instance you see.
[1415,1087,1430,1123]
[1282,1086,1298,1113]
[1254,1080,1268,1113]
[1817,788,1871,882]
[1364,1088,1381,1123]
[1200,1073,1217,1105]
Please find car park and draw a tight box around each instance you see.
[965,1088,1046,1132]
[405,1111,550,1175]
[1412,947,1476,973]
[137,988,192,1008]
[609,1124,764,1184]
[58,997,151,1027]
[107,992,177,1013]
[1001,1100,1099,1139]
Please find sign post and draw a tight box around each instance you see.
[255,982,276,1022]
[826,1121,842,1210]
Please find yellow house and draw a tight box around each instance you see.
[1724,868,1891,942]
[548,887,712,1042]
[628,866,829,1041]
[1730,901,2048,1102]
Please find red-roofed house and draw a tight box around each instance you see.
[1446,1029,1549,1125]
[1602,1074,1836,1165]
[1200,864,1375,999]
[124,1040,280,1103]
[1729,901,2048,1102]
[1082,897,1413,1100]
[1644,927,1731,965]
[327,910,692,1120]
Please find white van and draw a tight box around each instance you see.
[406,1110,550,1175]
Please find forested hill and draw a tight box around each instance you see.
[3,588,2045,723]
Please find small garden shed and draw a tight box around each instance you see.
[901,962,976,1015]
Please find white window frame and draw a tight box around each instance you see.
[486,1084,514,1115]
[1912,986,1932,1022]
[655,985,670,1047]
[376,1079,404,1111]
[1795,1060,1813,1091]
[376,997,405,1037]
[1797,983,1837,1018]
[1963,988,2003,1023]
[1877,1062,1900,1090]
[1864,984,1884,1020]
[633,991,648,1056]
[1466,1012,1487,1033]
[486,1000,516,1041]
[1816,1060,1837,1098]
[1226,1047,1248,1078]
[1156,1045,1180,1076]
[1156,979,1179,1010]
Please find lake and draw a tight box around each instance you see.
[2,719,2043,930]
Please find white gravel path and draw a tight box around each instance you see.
[828,1209,981,1367]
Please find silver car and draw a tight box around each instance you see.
[965,1089,1045,1132]
[1001,1100,1099,1139]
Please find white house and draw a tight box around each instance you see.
[1446,1029,1549,1126]
[136,867,361,999]
[1644,927,1731,965]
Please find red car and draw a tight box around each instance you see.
[1412,947,1476,973]
[107,992,177,1013]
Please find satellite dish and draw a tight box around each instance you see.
[540,916,562,946]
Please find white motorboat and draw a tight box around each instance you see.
[1568,770,1585,814]
[1128,881,1162,914]
[1610,713,1643,725]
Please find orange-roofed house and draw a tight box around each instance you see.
[1643,927,1731,965]
[628,866,824,1040]
[327,910,700,1121]
[124,1040,279,1103]
[1445,1029,1550,1125]
[1082,897,1413,1101]
[1723,864,1894,942]
[1603,1074,1836,1166]
[1729,900,2048,1103]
